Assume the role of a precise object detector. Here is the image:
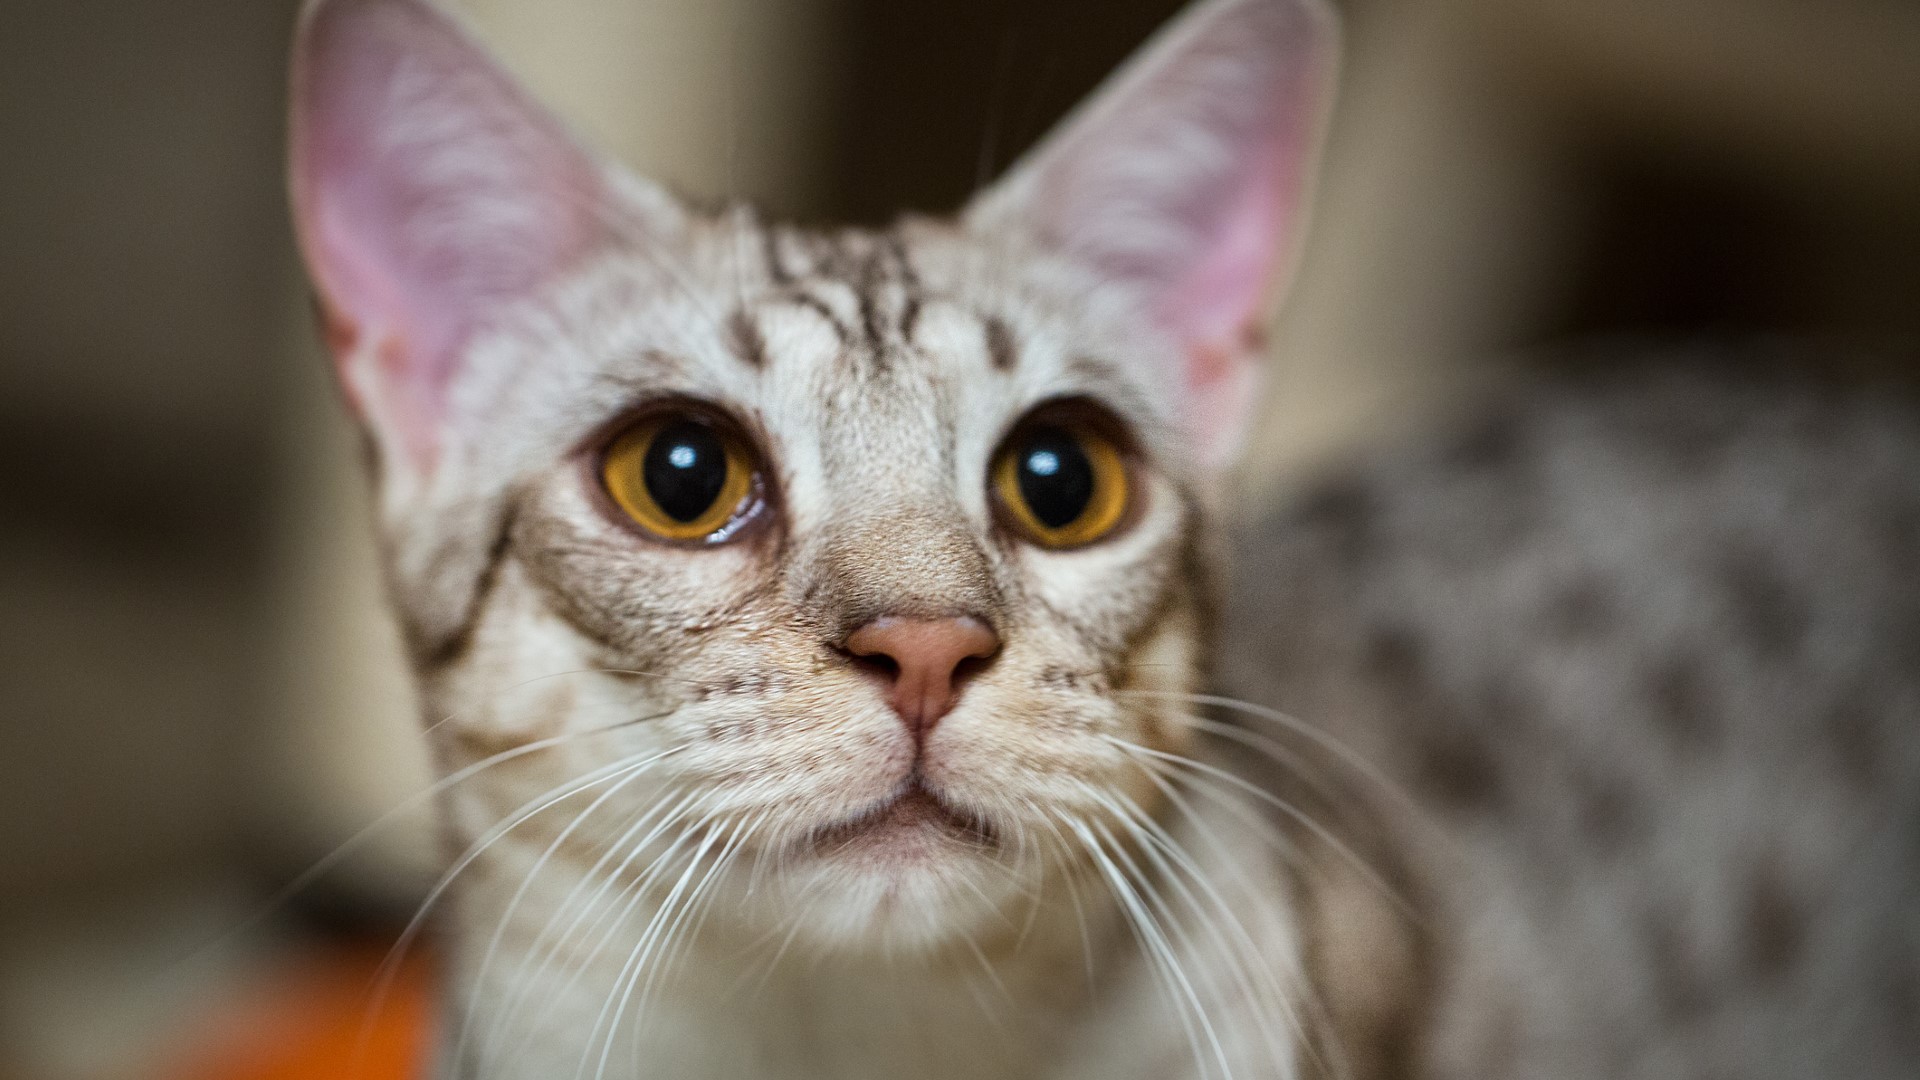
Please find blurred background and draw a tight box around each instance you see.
[1,0,1915,1075]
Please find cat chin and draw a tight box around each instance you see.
[779,873,1016,959]
[752,815,1022,956]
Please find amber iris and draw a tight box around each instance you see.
[602,416,755,541]
[994,422,1129,548]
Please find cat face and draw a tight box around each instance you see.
[290,0,1332,953]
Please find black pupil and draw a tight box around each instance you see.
[1015,426,1095,529]
[643,421,730,523]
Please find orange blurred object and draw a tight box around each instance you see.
[161,944,436,1080]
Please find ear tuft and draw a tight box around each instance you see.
[965,0,1337,461]
[290,0,613,471]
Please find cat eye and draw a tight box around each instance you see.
[992,417,1131,549]
[600,412,760,542]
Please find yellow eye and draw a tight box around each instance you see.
[993,421,1130,549]
[601,414,758,541]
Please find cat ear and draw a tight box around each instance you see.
[289,0,642,474]
[964,0,1337,463]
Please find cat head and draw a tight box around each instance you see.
[290,0,1334,953]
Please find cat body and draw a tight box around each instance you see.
[284,0,1920,1076]
[1228,362,1920,1078]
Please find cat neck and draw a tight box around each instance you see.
[437,789,1303,1080]
[441,827,1116,1079]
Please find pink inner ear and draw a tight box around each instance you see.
[1155,138,1296,394]
[292,0,607,469]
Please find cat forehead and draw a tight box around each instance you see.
[444,214,1190,527]
[548,218,1179,452]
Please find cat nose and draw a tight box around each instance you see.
[843,616,1000,736]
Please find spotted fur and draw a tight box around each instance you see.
[1226,357,1920,1079]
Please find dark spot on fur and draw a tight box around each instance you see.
[727,308,768,368]
[1413,728,1504,813]
[1473,676,1530,735]
[1826,694,1883,789]
[1293,480,1378,569]
[1362,625,1425,697]
[1576,770,1642,855]
[1644,910,1713,1020]
[1719,550,1805,658]
[1294,479,1374,534]
[1646,655,1720,753]
[983,315,1018,371]
[1544,576,1615,642]
[1742,861,1805,983]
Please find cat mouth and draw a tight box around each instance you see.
[807,780,998,854]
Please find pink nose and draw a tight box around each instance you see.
[844,616,1000,736]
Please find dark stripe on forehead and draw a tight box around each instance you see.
[890,233,928,347]
[984,315,1019,372]
[899,293,924,345]
[795,231,860,281]
[886,232,922,291]
[761,227,793,285]
[857,284,885,350]
[856,246,889,357]
[778,288,852,344]
[727,308,768,369]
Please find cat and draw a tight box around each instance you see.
[286,0,1920,1077]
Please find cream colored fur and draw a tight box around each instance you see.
[288,0,1336,1075]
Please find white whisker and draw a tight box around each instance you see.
[1086,814,1237,1080]
[1102,734,1413,918]
[1118,689,1415,814]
